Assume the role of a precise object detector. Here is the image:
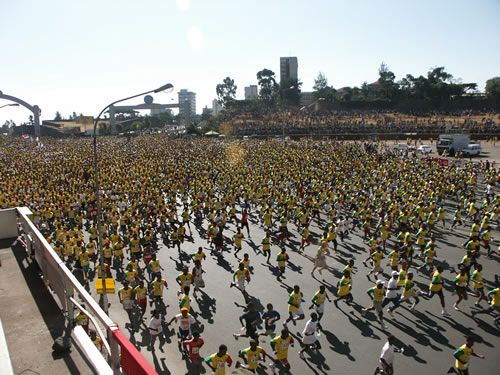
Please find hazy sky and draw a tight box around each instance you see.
[1,0,499,125]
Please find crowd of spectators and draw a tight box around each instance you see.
[225,109,500,136]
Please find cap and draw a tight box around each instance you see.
[392,271,399,276]
[376,280,385,285]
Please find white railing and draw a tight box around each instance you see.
[0,207,157,375]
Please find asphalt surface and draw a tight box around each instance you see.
[78,143,500,375]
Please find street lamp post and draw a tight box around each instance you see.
[93,83,173,314]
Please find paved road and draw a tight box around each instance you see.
[84,183,500,374]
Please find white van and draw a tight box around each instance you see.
[462,143,482,157]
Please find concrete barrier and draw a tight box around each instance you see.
[0,209,18,240]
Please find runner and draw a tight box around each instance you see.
[230,262,251,304]
[233,302,261,340]
[471,280,500,322]
[183,331,204,374]
[176,265,194,297]
[285,285,305,325]
[309,284,331,325]
[167,307,197,352]
[148,309,165,352]
[134,280,148,319]
[192,259,205,298]
[118,280,134,326]
[362,280,388,330]
[399,272,423,311]
[311,241,328,276]
[205,344,233,374]
[232,227,244,258]
[269,328,294,374]
[366,246,384,281]
[382,271,402,317]
[235,339,268,373]
[470,264,485,306]
[276,247,289,280]
[447,336,485,374]
[261,231,272,263]
[260,303,280,337]
[427,265,451,316]
[374,335,404,375]
[150,274,168,311]
[334,270,354,306]
[298,312,321,359]
[453,268,469,311]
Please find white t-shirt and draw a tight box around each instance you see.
[302,319,318,345]
[175,313,196,331]
[380,341,395,364]
[149,315,163,335]
[385,277,399,299]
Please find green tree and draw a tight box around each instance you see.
[312,72,335,102]
[216,77,237,108]
[54,111,63,121]
[485,77,500,106]
[153,110,174,125]
[312,72,336,102]
[257,69,279,106]
[186,124,201,135]
[377,62,397,101]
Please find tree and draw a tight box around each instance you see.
[186,124,201,135]
[216,77,237,108]
[257,69,279,106]
[377,62,397,101]
[485,77,500,106]
[312,72,335,102]
[54,111,63,121]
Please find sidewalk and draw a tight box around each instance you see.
[0,239,94,375]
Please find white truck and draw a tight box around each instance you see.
[436,134,470,156]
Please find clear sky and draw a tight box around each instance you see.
[1,0,499,125]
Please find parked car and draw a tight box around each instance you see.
[417,144,432,154]
[462,143,482,157]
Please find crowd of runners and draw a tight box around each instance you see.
[0,135,499,374]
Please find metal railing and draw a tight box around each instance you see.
[13,207,157,375]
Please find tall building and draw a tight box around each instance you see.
[178,89,196,124]
[244,85,258,100]
[280,57,298,83]
[212,99,223,116]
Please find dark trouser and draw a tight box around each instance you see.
[382,296,400,312]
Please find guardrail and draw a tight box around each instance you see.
[11,207,157,375]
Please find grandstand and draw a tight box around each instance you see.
[223,109,500,137]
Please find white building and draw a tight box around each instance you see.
[178,89,196,123]
[280,57,298,83]
[244,85,258,100]
[212,99,223,116]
